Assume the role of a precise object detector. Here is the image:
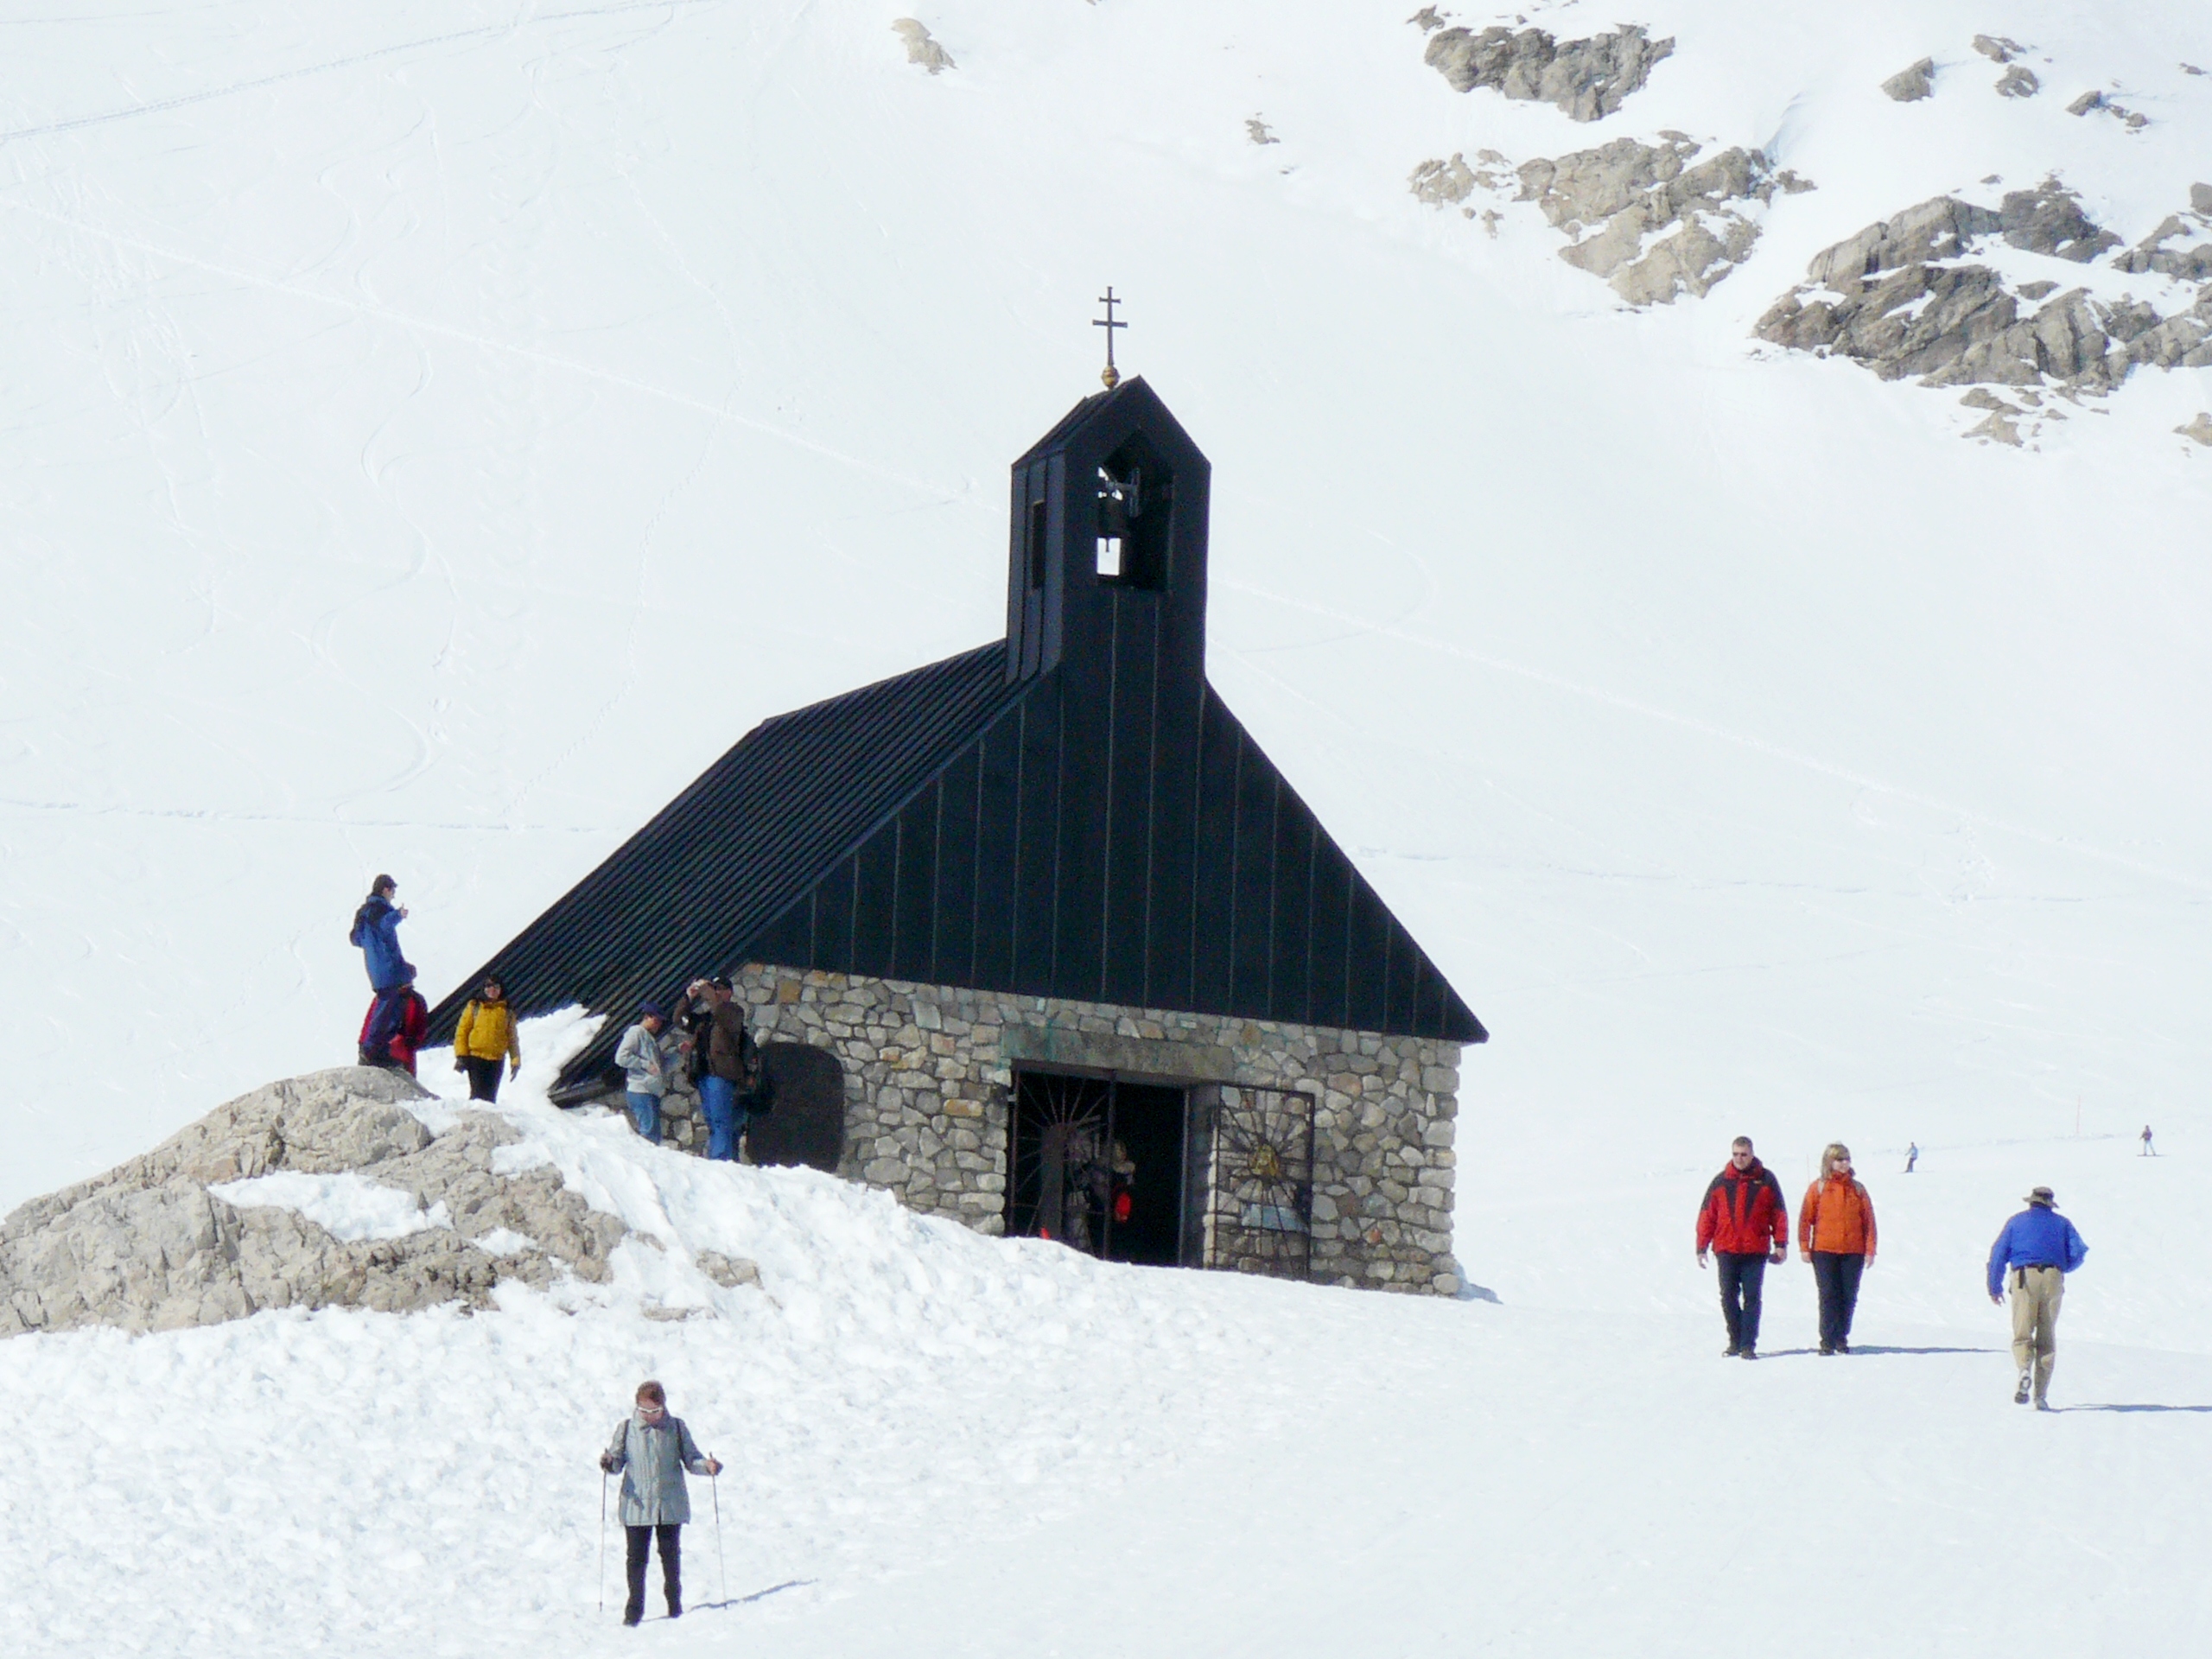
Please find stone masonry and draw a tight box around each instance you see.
[627,964,1464,1295]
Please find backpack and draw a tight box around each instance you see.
[736,1027,771,1113]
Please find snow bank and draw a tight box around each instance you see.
[210,1168,452,1242]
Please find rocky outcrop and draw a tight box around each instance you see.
[1753,181,2212,425]
[1421,23,1673,121]
[1883,59,1936,102]
[892,19,954,75]
[2068,89,2151,130]
[1414,135,1814,306]
[1516,136,1813,304]
[0,1069,648,1336]
[2114,216,2212,283]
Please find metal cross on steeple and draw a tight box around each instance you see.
[1093,288,1126,390]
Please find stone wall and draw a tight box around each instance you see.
[613,966,1464,1296]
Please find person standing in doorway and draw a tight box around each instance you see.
[1695,1136,1789,1359]
[614,1003,671,1142]
[451,976,521,1102]
[1800,1143,1877,1355]
[692,976,756,1162]
[2141,1124,2156,1156]
[598,1381,721,1626]
[1987,1186,2088,1409]
[1904,1142,1919,1173]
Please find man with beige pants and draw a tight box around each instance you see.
[1986,1186,2089,1410]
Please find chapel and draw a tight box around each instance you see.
[429,371,1484,1294]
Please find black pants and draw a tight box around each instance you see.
[461,1056,503,1103]
[625,1523,681,1619]
[1811,1251,1866,1347]
[1714,1252,1767,1349]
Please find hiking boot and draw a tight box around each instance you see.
[1818,1341,1835,1356]
[667,1592,682,1620]
[2014,1370,2033,1405]
[1835,1338,1851,1354]
[1722,1344,1741,1357]
[623,1603,643,1628]
[1739,1344,1758,1360]
[2033,1399,2053,1413]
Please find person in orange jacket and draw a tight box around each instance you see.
[1800,1143,1877,1354]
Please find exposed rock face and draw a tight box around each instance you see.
[891,19,954,75]
[0,1069,639,1336]
[2114,216,2212,282]
[1995,64,2041,99]
[1421,23,1673,121]
[1418,134,1807,305]
[1753,182,2212,411]
[1883,59,1936,102]
[1973,35,2025,64]
[1410,135,1813,305]
[2067,88,2150,130]
[2175,413,2212,446]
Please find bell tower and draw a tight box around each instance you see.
[1003,376,1212,685]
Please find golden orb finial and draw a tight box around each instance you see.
[1092,288,1126,391]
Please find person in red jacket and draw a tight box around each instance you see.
[358,978,430,1077]
[1695,1136,1790,1358]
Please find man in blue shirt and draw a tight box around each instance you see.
[1986,1186,2088,1410]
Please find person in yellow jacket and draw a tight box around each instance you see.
[1799,1143,1877,1355]
[453,975,522,1102]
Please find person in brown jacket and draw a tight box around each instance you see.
[688,976,757,1162]
[1800,1143,1877,1354]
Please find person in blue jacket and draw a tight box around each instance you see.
[1986,1185,2088,1410]
[349,874,414,992]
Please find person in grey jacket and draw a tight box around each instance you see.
[599,1380,721,1625]
[613,1004,671,1142]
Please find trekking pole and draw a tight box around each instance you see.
[713,1470,728,1606]
[598,1471,609,1615]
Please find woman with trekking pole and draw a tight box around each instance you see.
[597,1380,721,1625]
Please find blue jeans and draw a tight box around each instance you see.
[626,1090,661,1143]
[699,1076,747,1161]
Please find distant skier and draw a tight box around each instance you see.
[1694,1136,1789,1359]
[358,977,429,1077]
[1986,1185,2088,1410]
[614,1002,672,1142]
[2141,1124,2155,1156]
[1800,1143,1877,1355]
[348,875,414,993]
[599,1380,721,1626]
[451,975,521,1103]
[1904,1142,1919,1173]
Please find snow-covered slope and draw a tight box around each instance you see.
[5,0,2210,1203]
[4,6,2212,1649]
[2,1038,2207,1656]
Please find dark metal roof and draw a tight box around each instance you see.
[430,378,1486,1089]
[425,641,1025,1052]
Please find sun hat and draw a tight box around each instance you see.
[2024,1185,2056,1206]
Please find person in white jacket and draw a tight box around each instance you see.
[599,1380,721,1624]
[613,1003,671,1142]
